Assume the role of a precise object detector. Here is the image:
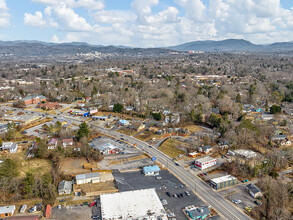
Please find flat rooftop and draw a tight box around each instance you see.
[195,156,216,163]
[100,188,168,220]
[210,175,237,184]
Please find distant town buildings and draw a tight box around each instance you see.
[0,142,18,153]
[23,95,46,105]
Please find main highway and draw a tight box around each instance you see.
[61,115,252,220]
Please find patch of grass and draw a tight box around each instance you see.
[116,129,136,136]
[184,125,203,133]
[158,138,186,159]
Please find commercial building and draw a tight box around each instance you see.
[184,205,211,219]
[261,114,274,121]
[100,188,168,220]
[75,172,100,185]
[117,119,130,126]
[58,180,72,195]
[36,102,62,110]
[0,205,15,218]
[90,138,120,155]
[233,149,257,159]
[210,175,237,190]
[5,114,40,125]
[23,95,46,105]
[195,156,217,170]
[0,142,18,153]
[246,184,263,198]
[143,165,161,176]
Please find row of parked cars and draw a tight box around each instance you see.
[166,191,190,198]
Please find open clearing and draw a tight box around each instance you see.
[184,125,203,133]
[158,138,186,159]
[60,157,89,176]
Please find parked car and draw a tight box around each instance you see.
[59,199,66,202]
[166,192,171,197]
[58,205,61,209]
[84,202,88,205]
[173,193,178,198]
[179,185,183,188]
[89,201,97,207]
[203,172,208,176]
[200,173,205,176]
[175,163,180,166]
[92,214,99,219]
[254,201,262,206]
[185,191,190,196]
[179,193,184,197]
[232,199,241,204]
[156,176,162,180]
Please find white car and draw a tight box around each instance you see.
[232,199,241,204]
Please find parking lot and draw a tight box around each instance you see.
[51,205,93,220]
[113,170,223,220]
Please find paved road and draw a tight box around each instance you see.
[51,115,252,220]
[88,123,252,220]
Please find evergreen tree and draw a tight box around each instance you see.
[77,122,90,139]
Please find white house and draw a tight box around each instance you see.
[0,142,18,153]
[62,138,74,147]
[246,184,263,198]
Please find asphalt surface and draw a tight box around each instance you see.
[31,113,251,220]
[86,121,252,220]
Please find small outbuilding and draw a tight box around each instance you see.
[143,165,160,176]
[58,180,72,195]
[0,205,16,218]
[246,183,263,198]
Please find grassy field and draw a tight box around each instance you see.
[158,138,186,159]
[184,125,203,133]
[0,150,52,178]
[116,128,137,136]
[135,132,163,142]
[31,108,56,115]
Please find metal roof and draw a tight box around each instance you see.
[0,205,15,214]
[76,172,100,181]
[210,175,237,184]
[246,183,261,194]
[143,165,160,173]
[195,156,216,163]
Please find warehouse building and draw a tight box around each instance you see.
[100,188,168,220]
[143,165,160,176]
[195,156,217,170]
[75,172,100,185]
[58,180,72,195]
[246,183,263,198]
[0,205,15,218]
[210,175,237,190]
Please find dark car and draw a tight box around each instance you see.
[120,138,124,140]
[254,201,262,206]
[179,193,184,197]
[59,199,66,202]
[175,163,180,166]
[200,173,205,176]
[203,172,208,176]
[166,192,171,197]
[92,214,99,219]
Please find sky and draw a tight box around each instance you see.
[0,0,293,47]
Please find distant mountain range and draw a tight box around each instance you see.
[167,39,293,52]
[1,39,293,59]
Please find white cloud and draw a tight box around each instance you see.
[32,0,104,10]
[50,34,60,43]
[24,11,47,27]
[21,0,293,47]
[52,4,95,31]
[0,0,9,27]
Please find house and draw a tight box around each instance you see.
[210,175,237,190]
[36,102,62,110]
[198,145,213,154]
[261,114,274,121]
[218,140,229,149]
[0,205,15,218]
[125,106,134,111]
[47,138,58,149]
[165,113,180,124]
[246,184,263,198]
[143,165,160,176]
[195,156,217,170]
[58,180,72,195]
[280,138,291,146]
[117,119,130,126]
[62,138,74,147]
[211,108,220,115]
[188,152,201,158]
[23,95,46,105]
[75,172,100,185]
[184,205,211,220]
[271,134,287,141]
[162,109,170,115]
[89,107,98,115]
[0,142,18,153]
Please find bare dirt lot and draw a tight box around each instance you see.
[60,158,89,175]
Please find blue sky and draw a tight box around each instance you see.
[0,0,293,47]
